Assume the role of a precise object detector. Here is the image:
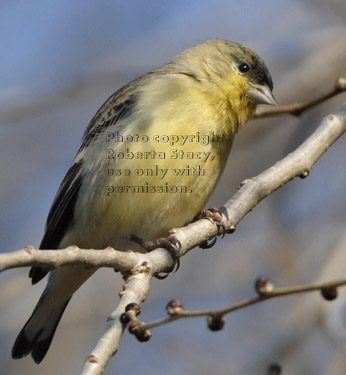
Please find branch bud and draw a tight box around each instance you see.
[266,362,282,375]
[166,299,184,316]
[135,329,152,342]
[128,320,141,334]
[207,315,225,331]
[120,312,130,324]
[125,303,141,316]
[227,224,236,234]
[254,276,274,295]
[321,286,338,301]
[299,170,309,179]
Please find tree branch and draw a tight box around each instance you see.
[0,246,138,273]
[80,265,152,375]
[254,77,346,118]
[134,277,345,335]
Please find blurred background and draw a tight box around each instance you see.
[1,1,346,374]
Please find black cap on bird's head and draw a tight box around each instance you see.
[231,42,273,90]
[230,41,276,106]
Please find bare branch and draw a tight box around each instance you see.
[135,277,345,334]
[80,266,152,375]
[0,246,138,273]
[254,77,346,118]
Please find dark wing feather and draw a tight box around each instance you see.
[77,92,140,155]
[29,160,83,284]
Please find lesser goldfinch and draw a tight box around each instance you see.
[12,38,275,363]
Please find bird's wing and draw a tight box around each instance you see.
[29,160,83,284]
[30,90,141,284]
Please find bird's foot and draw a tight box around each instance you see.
[195,207,226,249]
[130,234,181,279]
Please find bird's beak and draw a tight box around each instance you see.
[247,84,276,106]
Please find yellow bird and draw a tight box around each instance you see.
[12,38,275,363]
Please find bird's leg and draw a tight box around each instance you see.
[129,234,181,279]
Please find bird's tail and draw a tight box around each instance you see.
[12,291,71,364]
[12,266,96,363]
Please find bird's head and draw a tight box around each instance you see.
[171,39,276,128]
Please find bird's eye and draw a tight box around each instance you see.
[238,63,250,73]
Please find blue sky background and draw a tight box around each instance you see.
[1,1,346,374]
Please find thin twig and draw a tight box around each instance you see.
[135,277,346,333]
[254,77,346,118]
